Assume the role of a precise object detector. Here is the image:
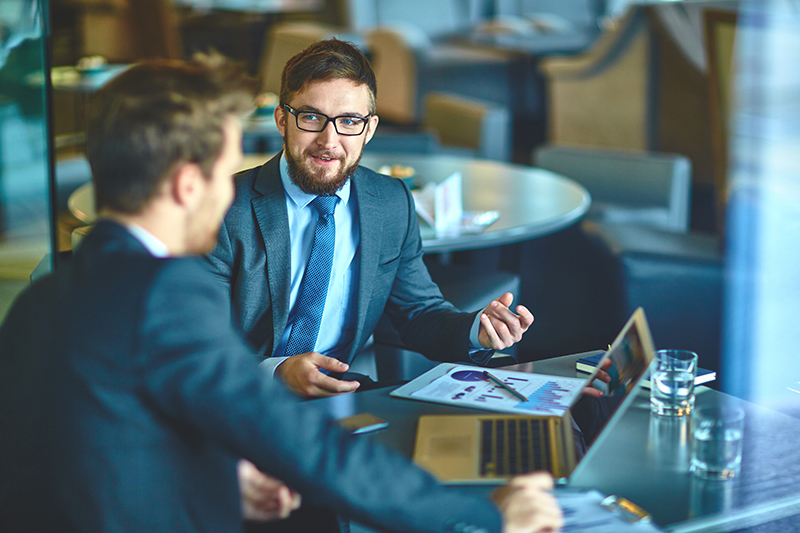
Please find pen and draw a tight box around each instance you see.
[483,371,528,402]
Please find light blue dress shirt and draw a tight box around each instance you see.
[261,155,487,376]
[126,223,168,258]
[261,155,360,375]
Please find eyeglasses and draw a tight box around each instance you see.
[282,104,372,136]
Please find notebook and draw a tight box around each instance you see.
[410,307,655,484]
[575,351,716,388]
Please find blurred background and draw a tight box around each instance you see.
[2,0,798,423]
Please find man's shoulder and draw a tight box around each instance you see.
[116,256,227,315]
[354,164,410,198]
[232,155,281,201]
[75,234,212,295]
[150,256,218,288]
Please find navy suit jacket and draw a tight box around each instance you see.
[0,221,501,533]
[205,153,489,365]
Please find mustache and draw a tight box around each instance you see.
[306,151,344,161]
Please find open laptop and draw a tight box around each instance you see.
[412,307,655,484]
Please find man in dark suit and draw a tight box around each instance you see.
[0,56,562,532]
[205,39,534,399]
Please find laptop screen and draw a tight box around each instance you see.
[568,308,655,477]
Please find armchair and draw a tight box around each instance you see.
[534,145,691,232]
[512,146,722,373]
[540,4,719,231]
[258,22,340,95]
[423,92,511,161]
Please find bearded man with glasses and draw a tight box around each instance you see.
[206,38,534,399]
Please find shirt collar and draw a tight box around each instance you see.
[125,223,169,257]
[279,152,351,209]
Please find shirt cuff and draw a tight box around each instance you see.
[469,312,483,349]
[468,312,494,365]
[259,356,289,377]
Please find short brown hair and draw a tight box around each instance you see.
[87,54,258,214]
[280,39,377,114]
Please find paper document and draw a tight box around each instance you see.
[397,364,587,416]
[411,172,499,237]
[557,490,665,532]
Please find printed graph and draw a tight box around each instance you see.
[516,380,576,414]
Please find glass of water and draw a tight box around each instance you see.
[650,349,697,416]
[692,405,745,480]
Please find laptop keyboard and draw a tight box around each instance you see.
[480,418,552,477]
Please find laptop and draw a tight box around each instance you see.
[411,307,655,484]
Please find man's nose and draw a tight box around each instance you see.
[315,119,339,145]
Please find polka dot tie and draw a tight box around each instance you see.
[284,195,338,356]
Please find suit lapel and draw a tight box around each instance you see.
[251,154,291,356]
[350,169,383,360]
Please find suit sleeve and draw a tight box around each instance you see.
[138,260,502,533]
[382,179,491,365]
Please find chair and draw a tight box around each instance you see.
[77,0,182,61]
[128,0,183,60]
[512,146,722,373]
[582,220,723,373]
[540,4,717,231]
[423,92,511,161]
[258,22,340,95]
[534,145,691,232]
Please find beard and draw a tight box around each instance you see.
[284,141,364,196]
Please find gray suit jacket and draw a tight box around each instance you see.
[206,153,490,366]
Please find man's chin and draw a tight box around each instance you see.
[291,162,352,195]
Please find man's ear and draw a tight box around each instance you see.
[364,114,379,144]
[274,105,287,138]
[170,162,206,209]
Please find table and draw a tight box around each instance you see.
[50,65,130,93]
[68,152,590,254]
[312,353,800,532]
[460,30,596,57]
[174,0,321,14]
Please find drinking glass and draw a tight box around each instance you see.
[691,405,745,480]
[650,349,697,416]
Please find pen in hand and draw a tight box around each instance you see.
[483,371,529,402]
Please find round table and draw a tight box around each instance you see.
[68,152,590,253]
[360,153,590,253]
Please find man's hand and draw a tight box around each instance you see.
[582,357,612,398]
[478,293,534,350]
[492,472,563,533]
[238,460,301,521]
[276,352,360,398]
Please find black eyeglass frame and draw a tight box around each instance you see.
[282,104,373,136]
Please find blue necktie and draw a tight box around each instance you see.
[284,195,338,356]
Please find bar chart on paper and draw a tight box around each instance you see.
[516,380,578,414]
[395,364,587,416]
